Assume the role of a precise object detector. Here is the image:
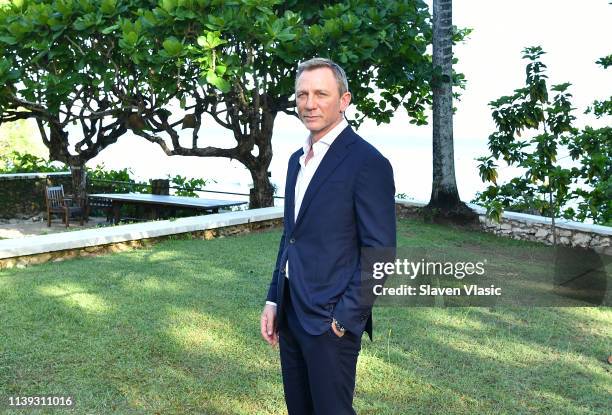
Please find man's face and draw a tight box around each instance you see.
[295,67,351,141]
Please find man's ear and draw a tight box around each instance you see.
[340,91,352,112]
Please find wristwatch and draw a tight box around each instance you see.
[332,318,346,335]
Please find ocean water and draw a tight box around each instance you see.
[84,111,579,207]
[86,114,490,204]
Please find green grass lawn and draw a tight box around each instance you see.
[0,218,610,414]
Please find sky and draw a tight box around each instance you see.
[75,0,612,203]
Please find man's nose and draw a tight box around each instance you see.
[305,95,317,110]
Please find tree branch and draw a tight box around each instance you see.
[132,128,242,159]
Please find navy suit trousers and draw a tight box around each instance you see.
[279,283,362,415]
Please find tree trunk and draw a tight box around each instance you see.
[247,123,275,208]
[243,108,276,209]
[69,162,87,208]
[430,0,459,208]
[249,166,274,209]
[427,0,477,225]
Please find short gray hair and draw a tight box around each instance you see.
[295,57,349,96]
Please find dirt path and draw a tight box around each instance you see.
[0,217,110,239]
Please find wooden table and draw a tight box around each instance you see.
[88,193,247,224]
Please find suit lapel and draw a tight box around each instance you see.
[286,152,302,232]
[294,127,356,229]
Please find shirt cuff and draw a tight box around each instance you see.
[265,301,277,307]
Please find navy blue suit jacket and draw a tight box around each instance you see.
[266,126,396,341]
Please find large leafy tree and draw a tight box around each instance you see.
[0,0,142,201]
[1,0,438,208]
[100,0,435,207]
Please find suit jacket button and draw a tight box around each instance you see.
[289,238,296,244]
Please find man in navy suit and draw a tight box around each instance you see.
[260,58,396,414]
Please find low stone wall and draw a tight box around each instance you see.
[478,216,611,254]
[0,217,282,269]
[396,200,612,256]
[0,172,72,219]
[0,172,238,221]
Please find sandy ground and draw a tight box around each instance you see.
[0,216,111,239]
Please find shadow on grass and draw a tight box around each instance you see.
[0,222,610,414]
[0,231,285,414]
[364,306,611,414]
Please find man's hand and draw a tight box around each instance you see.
[331,321,345,338]
[260,304,279,347]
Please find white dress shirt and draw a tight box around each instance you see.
[266,119,349,307]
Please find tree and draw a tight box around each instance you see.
[106,0,437,207]
[475,47,611,226]
[427,0,476,223]
[1,1,457,209]
[567,125,611,224]
[565,53,611,225]
[0,0,145,201]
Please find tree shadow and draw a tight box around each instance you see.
[1,225,609,414]
[0,231,287,414]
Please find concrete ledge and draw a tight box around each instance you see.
[0,207,283,261]
[3,198,609,268]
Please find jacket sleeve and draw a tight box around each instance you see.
[266,153,297,304]
[332,153,396,334]
[266,227,286,303]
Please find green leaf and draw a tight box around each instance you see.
[73,15,95,31]
[197,31,226,49]
[271,19,283,34]
[161,0,177,13]
[205,15,225,30]
[124,31,138,46]
[100,0,117,15]
[215,64,227,76]
[205,69,219,84]
[206,69,230,93]
[101,24,119,34]
[196,35,207,48]
[276,29,296,42]
[0,58,13,77]
[162,37,183,57]
[0,36,18,45]
[141,11,159,27]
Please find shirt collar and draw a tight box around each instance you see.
[302,119,349,155]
